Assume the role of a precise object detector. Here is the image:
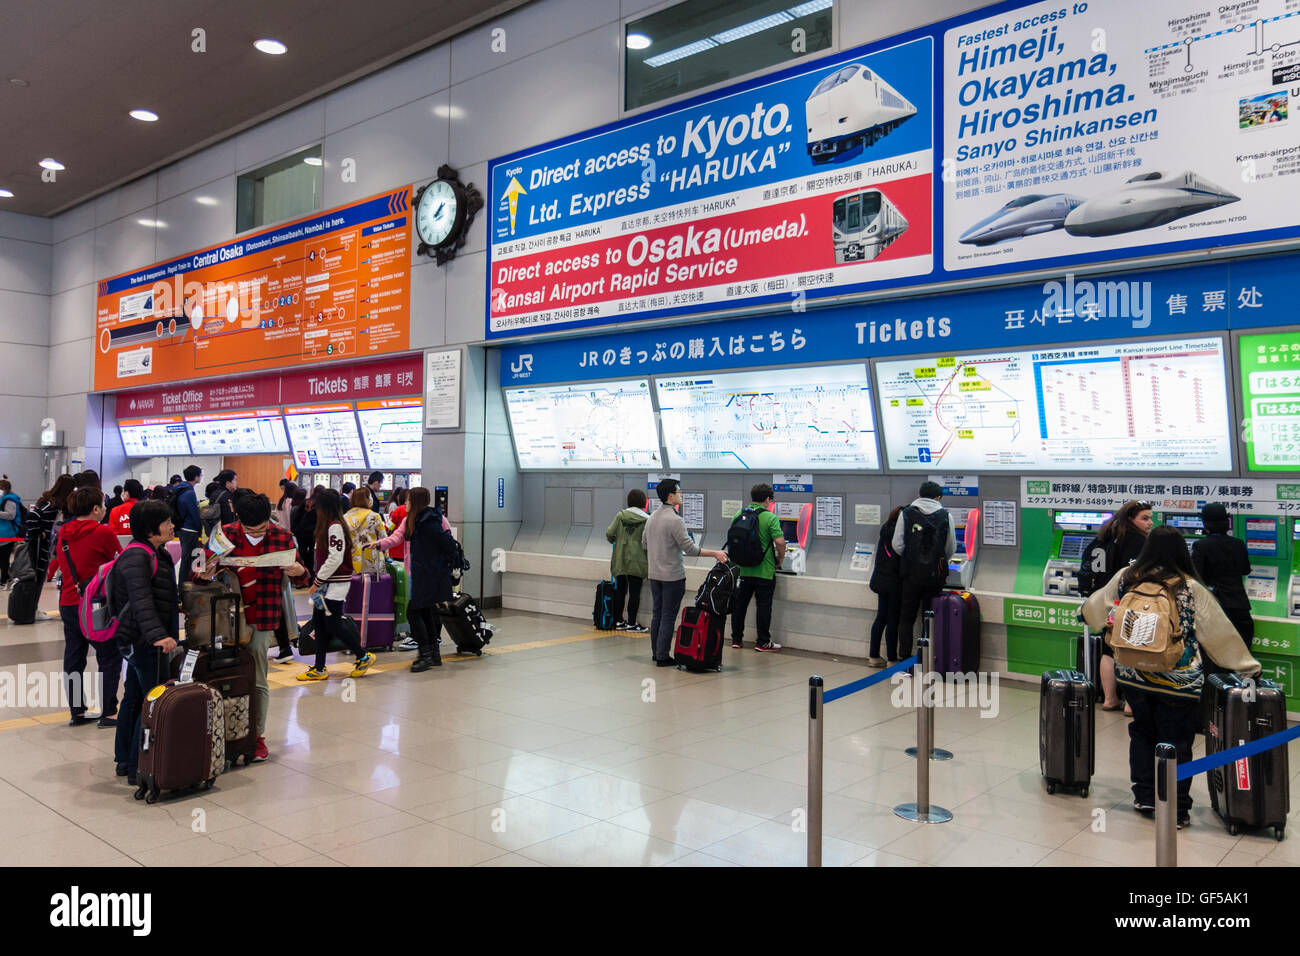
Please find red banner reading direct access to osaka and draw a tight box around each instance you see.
[486,36,935,338]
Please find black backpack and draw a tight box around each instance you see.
[900,506,949,586]
[695,560,739,617]
[1077,536,1110,597]
[166,485,187,531]
[726,508,770,568]
[593,579,617,630]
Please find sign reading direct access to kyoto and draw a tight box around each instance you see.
[93,188,413,391]
[486,36,934,338]
[944,0,1300,276]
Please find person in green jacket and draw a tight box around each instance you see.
[606,488,649,632]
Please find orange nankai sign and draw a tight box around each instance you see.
[93,187,412,391]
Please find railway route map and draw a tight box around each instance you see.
[655,365,879,470]
[506,380,662,469]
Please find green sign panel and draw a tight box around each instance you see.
[1026,480,1051,495]
[1004,598,1081,632]
[1255,656,1294,697]
[1240,331,1300,472]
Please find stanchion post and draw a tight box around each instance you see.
[894,637,952,824]
[906,613,952,761]
[808,676,824,868]
[1155,743,1177,868]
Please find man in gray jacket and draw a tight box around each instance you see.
[644,479,727,666]
[891,481,957,658]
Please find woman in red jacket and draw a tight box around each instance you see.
[48,487,122,727]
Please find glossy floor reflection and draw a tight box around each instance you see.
[1,605,1296,866]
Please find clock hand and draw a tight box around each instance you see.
[433,202,445,218]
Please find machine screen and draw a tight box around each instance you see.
[1166,515,1205,533]
[1059,534,1090,561]
[1055,511,1112,530]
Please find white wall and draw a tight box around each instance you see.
[0,210,51,499]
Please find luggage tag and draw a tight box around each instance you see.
[177,649,200,684]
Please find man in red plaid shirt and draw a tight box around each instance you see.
[203,491,310,762]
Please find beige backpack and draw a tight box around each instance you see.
[1107,579,1185,671]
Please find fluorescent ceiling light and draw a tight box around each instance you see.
[136,218,166,227]
[195,196,218,206]
[432,103,465,119]
[626,32,651,50]
[712,12,793,43]
[129,109,159,122]
[787,0,833,16]
[644,38,718,67]
[254,38,287,55]
[303,156,323,166]
[0,189,12,198]
[39,158,64,170]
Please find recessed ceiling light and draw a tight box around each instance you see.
[432,103,465,120]
[39,158,64,170]
[254,38,287,55]
[626,33,652,50]
[136,218,166,228]
[7,77,28,88]
[303,156,322,166]
[129,109,159,122]
[195,196,218,206]
[0,189,13,198]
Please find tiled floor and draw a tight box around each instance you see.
[1,602,1297,867]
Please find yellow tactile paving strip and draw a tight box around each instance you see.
[0,627,645,728]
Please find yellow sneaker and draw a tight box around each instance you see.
[297,666,329,681]
[349,652,377,678]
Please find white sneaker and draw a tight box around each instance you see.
[397,637,419,651]
[754,642,783,652]
[615,621,629,630]
[627,623,648,633]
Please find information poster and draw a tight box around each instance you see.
[1247,566,1278,603]
[982,500,1017,546]
[94,188,412,390]
[721,498,742,518]
[487,38,933,338]
[681,493,705,530]
[944,0,1300,274]
[424,349,461,429]
[855,504,881,525]
[1240,331,1300,471]
[877,336,1233,471]
[850,542,874,571]
[816,496,843,537]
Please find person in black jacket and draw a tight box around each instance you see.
[867,506,904,667]
[1191,502,1254,646]
[404,486,456,672]
[1080,499,1152,712]
[110,500,179,786]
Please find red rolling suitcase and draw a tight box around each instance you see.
[345,572,395,650]
[674,606,723,672]
[135,656,226,804]
[928,588,980,676]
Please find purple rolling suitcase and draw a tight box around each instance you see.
[928,588,980,676]
[345,573,395,650]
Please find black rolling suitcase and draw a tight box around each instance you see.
[1040,629,1095,797]
[436,592,493,656]
[172,593,258,767]
[1075,627,1102,699]
[7,542,39,624]
[1205,673,1289,840]
[593,579,617,630]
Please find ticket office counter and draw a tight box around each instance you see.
[1008,506,1300,713]
[498,472,1030,672]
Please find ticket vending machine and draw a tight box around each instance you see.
[1042,510,1112,597]
[776,502,813,575]
[1285,520,1300,619]
[1163,513,1206,554]
[947,507,980,588]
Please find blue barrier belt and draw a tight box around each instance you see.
[823,655,920,704]
[1177,721,1300,781]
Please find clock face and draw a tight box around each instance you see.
[416,180,460,247]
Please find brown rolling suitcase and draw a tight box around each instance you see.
[171,592,258,766]
[181,568,252,648]
[134,656,225,804]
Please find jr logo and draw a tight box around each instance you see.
[509,353,534,375]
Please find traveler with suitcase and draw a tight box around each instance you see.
[344,488,389,574]
[402,487,458,671]
[892,482,956,659]
[728,483,786,652]
[867,506,904,667]
[644,479,727,668]
[1082,526,1259,829]
[47,487,123,727]
[604,488,649,632]
[1079,499,1152,713]
[108,500,179,786]
[298,490,377,681]
[199,491,310,760]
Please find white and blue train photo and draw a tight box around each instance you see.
[806,63,916,165]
